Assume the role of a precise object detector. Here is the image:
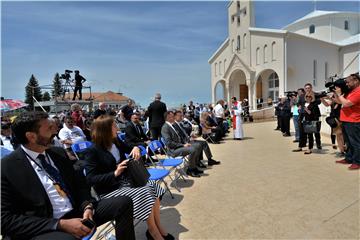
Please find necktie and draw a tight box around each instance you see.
[173,123,187,144]
[38,154,73,203]
[136,125,142,136]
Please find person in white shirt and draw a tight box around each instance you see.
[58,116,86,160]
[0,122,15,151]
[213,99,226,137]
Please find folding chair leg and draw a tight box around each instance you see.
[162,180,175,198]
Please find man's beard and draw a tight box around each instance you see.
[36,134,56,148]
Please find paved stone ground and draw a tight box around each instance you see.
[95,121,360,240]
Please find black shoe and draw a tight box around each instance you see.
[194,168,204,174]
[186,169,200,177]
[146,230,154,240]
[293,140,299,143]
[162,233,175,240]
[274,128,280,131]
[197,162,207,168]
[317,145,322,150]
[208,159,221,166]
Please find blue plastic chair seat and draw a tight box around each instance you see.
[71,141,93,153]
[0,146,13,157]
[159,158,183,167]
[148,168,170,180]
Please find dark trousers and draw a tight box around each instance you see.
[215,118,225,137]
[276,115,282,129]
[314,132,321,147]
[73,86,82,100]
[32,196,135,240]
[298,122,306,148]
[281,116,291,135]
[342,122,360,164]
[150,127,162,140]
[191,140,213,161]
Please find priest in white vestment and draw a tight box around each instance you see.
[231,97,244,140]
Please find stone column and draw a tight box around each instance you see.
[225,80,231,104]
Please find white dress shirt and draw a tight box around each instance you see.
[213,104,224,118]
[21,145,73,219]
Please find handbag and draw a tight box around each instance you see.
[303,120,321,134]
[126,158,150,187]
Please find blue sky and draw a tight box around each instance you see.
[1,1,359,107]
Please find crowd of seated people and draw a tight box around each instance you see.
[1,96,234,240]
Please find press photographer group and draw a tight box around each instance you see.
[275,72,360,170]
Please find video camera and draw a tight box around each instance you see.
[60,70,73,81]
[284,91,297,98]
[325,75,349,95]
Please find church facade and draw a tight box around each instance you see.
[209,1,359,109]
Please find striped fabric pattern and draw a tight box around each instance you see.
[101,180,166,221]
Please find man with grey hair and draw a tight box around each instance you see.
[147,93,167,140]
[93,102,107,119]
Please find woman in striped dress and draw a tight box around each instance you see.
[85,115,173,240]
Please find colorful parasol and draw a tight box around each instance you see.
[0,99,28,112]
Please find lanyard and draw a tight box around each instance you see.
[23,150,58,184]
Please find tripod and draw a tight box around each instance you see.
[61,78,74,100]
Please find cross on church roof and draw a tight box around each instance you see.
[231,6,247,18]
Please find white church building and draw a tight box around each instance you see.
[209,1,360,109]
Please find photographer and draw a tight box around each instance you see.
[321,95,345,155]
[274,97,282,130]
[279,96,291,137]
[73,70,86,101]
[334,73,360,170]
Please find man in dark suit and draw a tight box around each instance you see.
[173,110,220,167]
[161,111,202,177]
[147,93,167,140]
[124,112,150,148]
[1,111,135,240]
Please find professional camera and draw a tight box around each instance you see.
[284,91,297,98]
[325,75,349,95]
[60,69,73,81]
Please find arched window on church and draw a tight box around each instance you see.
[263,45,268,63]
[256,47,260,65]
[309,24,315,34]
[344,20,349,30]
[219,61,222,75]
[243,33,246,49]
[215,63,217,76]
[268,72,279,101]
[271,42,276,61]
[224,60,227,74]
[231,39,235,53]
[237,35,241,51]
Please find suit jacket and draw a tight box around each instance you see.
[124,122,148,148]
[147,101,167,128]
[161,123,184,152]
[84,141,132,196]
[1,147,94,240]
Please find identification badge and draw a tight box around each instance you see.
[53,183,67,198]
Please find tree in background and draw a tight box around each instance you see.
[25,74,42,110]
[52,73,62,99]
[42,91,51,112]
[42,91,51,101]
